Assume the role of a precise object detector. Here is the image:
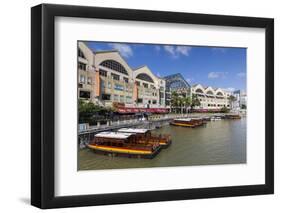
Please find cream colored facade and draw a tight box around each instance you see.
[78,41,166,109]
[191,84,231,109]
[93,50,135,108]
[78,42,96,102]
[134,66,166,108]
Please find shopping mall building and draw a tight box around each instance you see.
[78,41,231,113]
[78,42,167,113]
[191,84,231,110]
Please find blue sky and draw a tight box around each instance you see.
[86,41,246,91]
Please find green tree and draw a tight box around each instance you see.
[171,91,180,113]
[191,94,201,109]
[220,106,230,113]
[183,97,191,113]
[178,97,184,114]
[78,99,115,124]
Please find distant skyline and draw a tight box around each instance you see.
[86,41,247,92]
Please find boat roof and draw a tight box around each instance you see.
[174,118,192,121]
[117,128,149,134]
[95,131,134,139]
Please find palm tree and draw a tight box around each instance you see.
[191,94,201,110]
[183,97,191,113]
[178,97,184,114]
[171,91,179,113]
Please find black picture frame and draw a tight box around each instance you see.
[31,3,274,209]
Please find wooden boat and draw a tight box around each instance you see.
[211,116,221,121]
[170,118,204,128]
[225,114,241,119]
[210,114,225,121]
[87,131,161,159]
[117,128,172,148]
[202,116,211,121]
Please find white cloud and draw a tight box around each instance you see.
[108,43,133,58]
[164,45,175,55]
[237,72,246,78]
[224,87,236,92]
[163,45,192,58]
[176,46,192,56]
[208,71,228,79]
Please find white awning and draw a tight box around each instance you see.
[118,128,149,134]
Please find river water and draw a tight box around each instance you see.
[78,118,246,170]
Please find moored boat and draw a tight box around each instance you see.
[117,128,172,148]
[210,114,225,121]
[211,116,221,121]
[170,118,204,128]
[225,114,241,119]
[88,131,161,159]
[202,116,211,121]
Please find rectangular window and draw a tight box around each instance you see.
[87,77,92,84]
[120,95,124,102]
[124,86,128,92]
[101,94,111,100]
[137,98,143,103]
[99,69,107,77]
[152,100,157,104]
[114,84,123,91]
[78,62,87,71]
[111,73,120,81]
[79,75,85,83]
[126,96,132,103]
[113,94,119,101]
[123,77,129,83]
[79,91,90,99]
[143,83,148,88]
[101,80,105,88]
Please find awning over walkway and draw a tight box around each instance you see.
[117,107,168,114]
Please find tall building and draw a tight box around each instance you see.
[233,90,247,110]
[191,84,230,110]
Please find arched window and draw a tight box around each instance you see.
[216,91,223,96]
[78,48,86,59]
[195,88,204,93]
[206,90,214,95]
[100,60,128,75]
[136,73,154,83]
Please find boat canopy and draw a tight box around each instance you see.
[118,128,149,134]
[95,131,134,139]
[174,118,192,122]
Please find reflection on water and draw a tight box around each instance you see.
[78,118,246,170]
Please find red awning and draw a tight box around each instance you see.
[117,107,168,114]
